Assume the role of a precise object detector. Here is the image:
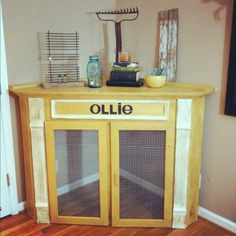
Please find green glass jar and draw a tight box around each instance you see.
[87,55,102,88]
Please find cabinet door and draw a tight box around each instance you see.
[45,121,109,225]
[111,121,175,227]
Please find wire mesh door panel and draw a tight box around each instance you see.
[119,130,165,219]
[45,121,109,225]
[55,130,99,217]
[111,121,175,227]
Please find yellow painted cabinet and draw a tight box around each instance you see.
[9,83,215,228]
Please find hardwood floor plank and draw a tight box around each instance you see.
[0,212,31,231]
[61,225,95,236]
[52,225,81,235]
[109,228,150,236]
[12,223,49,236]
[0,219,34,236]
[133,228,172,236]
[33,224,71,235]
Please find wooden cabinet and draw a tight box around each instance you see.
[10,82,215,228]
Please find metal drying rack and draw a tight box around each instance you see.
[41,31,83,88]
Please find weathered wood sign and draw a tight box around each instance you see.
[225,3,236,116]
[157,8,178,82]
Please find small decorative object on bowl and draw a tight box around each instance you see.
[145,67,166,88]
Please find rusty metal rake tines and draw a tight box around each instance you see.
[96,7,139,20]
[96,7,139,62]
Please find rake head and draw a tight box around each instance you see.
[96,7,139,23]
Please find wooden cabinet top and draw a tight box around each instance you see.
[9,82,215,99]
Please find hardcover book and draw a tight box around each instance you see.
[110,70,140,82]
[106,78,144,87]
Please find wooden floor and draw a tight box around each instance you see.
[0,212,235,236]
[58,178,163,219]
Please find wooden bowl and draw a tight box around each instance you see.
[145,75,166,88]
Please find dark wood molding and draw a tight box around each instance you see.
[225,2,236,116]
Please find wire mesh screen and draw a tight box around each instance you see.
[54,130,100,217]
[119,130,165,219]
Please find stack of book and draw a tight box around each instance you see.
[106,62,144,87]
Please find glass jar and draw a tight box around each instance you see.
[87,55,102,88]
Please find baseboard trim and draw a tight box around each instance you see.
[57,173,99,196]
[120,169,163,197]
[199,206,236,233]
[18,201,26,212]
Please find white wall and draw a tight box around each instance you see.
[2,0,236,222]
[2,0,116,84]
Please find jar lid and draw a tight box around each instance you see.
[89,55,99,60]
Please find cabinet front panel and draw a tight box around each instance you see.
[45,121,109,225]
[51,99,169,120]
